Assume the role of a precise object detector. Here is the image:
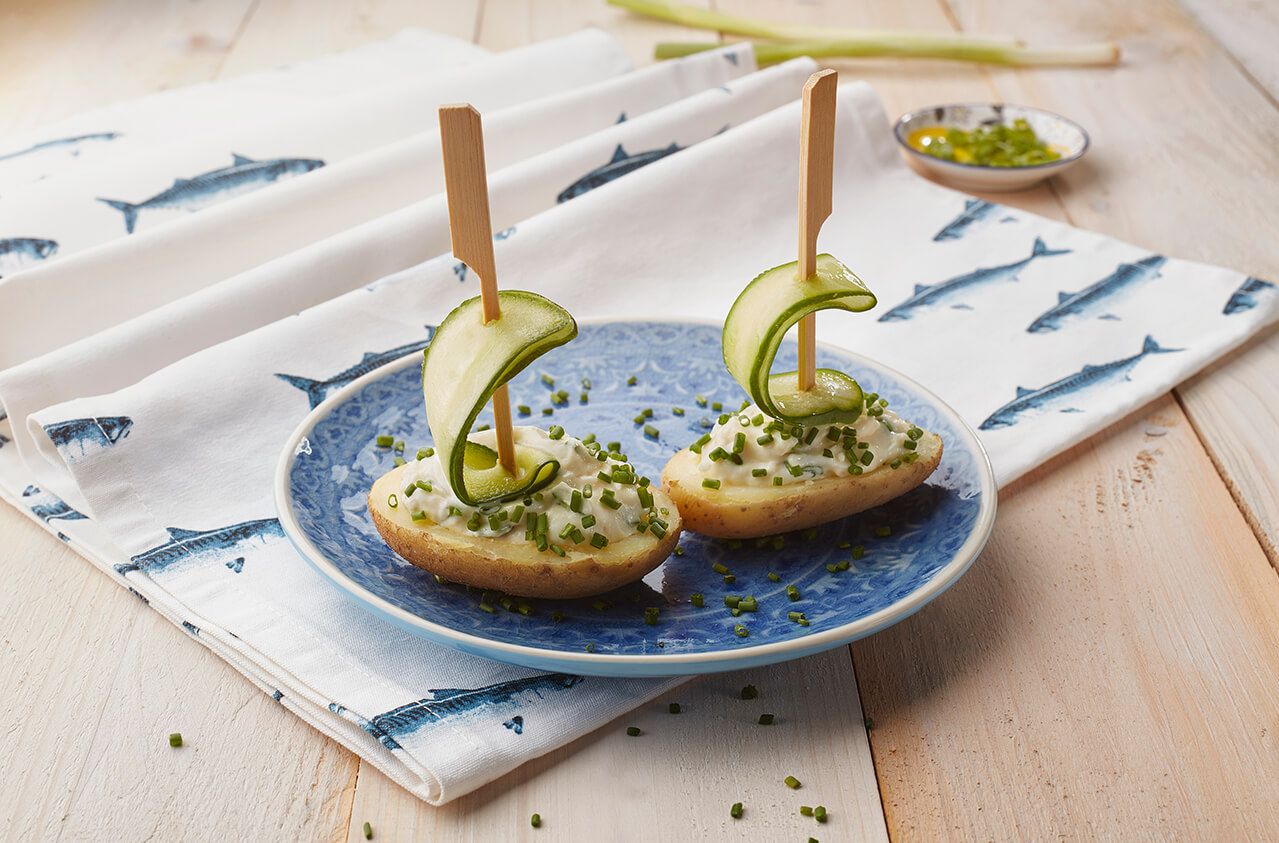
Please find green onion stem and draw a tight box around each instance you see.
[654,38,1119,67]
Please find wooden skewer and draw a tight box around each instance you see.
[796,69,838,392]
[439,103,516,474]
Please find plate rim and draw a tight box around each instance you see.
[274,315,998,675]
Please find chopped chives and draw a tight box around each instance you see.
[447,505,464,517]
[600,493,622,510]
[669,702,681,714]
[551,610,564,622]
[375,434,393,448]
[732,432,746,453]
[865,716,875,730]
[836,559,850,571]
[475,424,490,432]
[633,414,645,424]
[734,624,749,637]
[582,377,592,389]
[388,494,398,508]
[875,525,892,537]
[852,545,865,560]
[718,413,730,424]
[530,813,541,829]
[712,563,729,574]
[730,802,744,819]
[643,424,660,439]
[590,533,609,549]
[393,457,406,467]
[690,433,712,453]
[597,470,613,483]
[517,405,531,415]
[168,732,183,747]
[785,775,801,789]
[860,450,874,466]
[800,806,814,816]
[672,407,685,416]
[696,394,708,406]
[891,458,902,469]
[758,713,774,725]
[570,489,582,512]
[739,596,757,612]
[581,513,596,529]
[548,425,564,440]
[541,374,554,387]
[700,417,713,428]
[903,438,917,450]
[627,375,637,385]
[741,684,758,700]
[580,392,589,403]
[774,476,784,486]
[411,510,428,522]
[712,402,723,411]
[364,821,373,839]
[730,608,741,617]
[542,408,553,416]
[767,572,780,582]
[644,607,659,626]
[786,585,800,601]
[583,484,593,498]
[673,545,685,557]
[757,433,774,446]
[752,468,767,477]
[800,527,817,541]
[701,478,721,489]
[815,806,828,823]
[786,462,804,477]
[724,595,740,608]
[826,563,838,573]
[626,726,641,736]
[479,602,496,614]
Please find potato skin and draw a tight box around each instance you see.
[368,465,681,599]
[660,432,942,539]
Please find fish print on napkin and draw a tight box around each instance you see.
[880,236,1071,321]
[0,238,58,277]
[97,154,325,233]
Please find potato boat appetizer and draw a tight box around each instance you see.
[368,291,681,599]
[661,255,942,539]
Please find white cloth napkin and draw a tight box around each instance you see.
[2,30,1276,804]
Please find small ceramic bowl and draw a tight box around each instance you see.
[894,103,1088,192]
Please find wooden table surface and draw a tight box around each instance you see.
[2,1,1277,840]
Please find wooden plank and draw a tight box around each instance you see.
[219,0,480,77]
[1178,0,1279,102]
[854,394,1279,838]
[0,507,360,840]
[348,651,888,842]
[0,0,257,135]
[476,0,710,67]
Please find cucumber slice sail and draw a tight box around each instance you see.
[723,254,876,425]
[423,291,578,506]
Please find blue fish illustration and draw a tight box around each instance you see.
[1223,276,1275,315]
[275,331,435,409]
[503,715,524,734]
[43,415,133,460]
[272,690,284,702]
[22,485,89,525]
[557,142,684,203]
[181,621,200,636]
[115,518,285,576]
[0,132,119,163]
[980,335,1181,430]
[454,229,516,281]
[330,674,584,750]
[932,199,1015,241]
[97,153,325,234]
[1027,255,1166,333]
[880,237,1071,322]
[0,238,58,276]
[616,112,627,123]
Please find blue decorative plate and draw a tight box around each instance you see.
[275,319,996,677]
